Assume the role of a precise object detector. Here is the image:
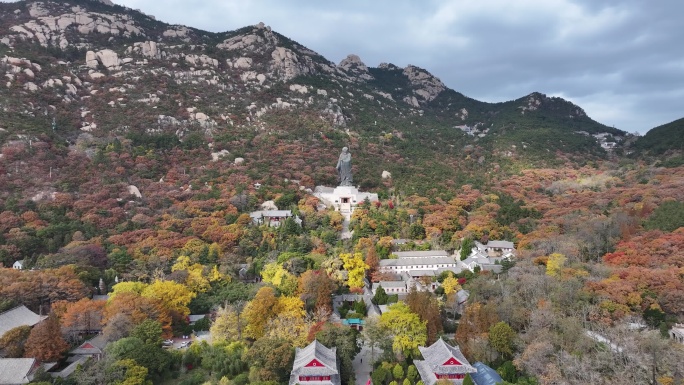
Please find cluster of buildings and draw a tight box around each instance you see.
[371,241,515,299]
[574,131,623,151]
[0,305,108,384]
[460,240,515,274]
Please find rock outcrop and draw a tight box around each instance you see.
[8,5,144,49]
[338,54,373,81]
[403,65,445,104]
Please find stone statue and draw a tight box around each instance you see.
[336,147,353,186]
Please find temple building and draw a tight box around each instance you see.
[414,339,477,385]
[289,340,341,385]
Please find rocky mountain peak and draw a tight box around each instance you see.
[402,65,445,103]
[337,54,373,81]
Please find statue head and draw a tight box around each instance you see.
[342,146,348,153]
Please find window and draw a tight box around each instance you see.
[435,373,465,380]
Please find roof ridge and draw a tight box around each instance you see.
[0,304,35,316]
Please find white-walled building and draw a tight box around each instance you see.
[379,250,460,275]
[313,185,378,214]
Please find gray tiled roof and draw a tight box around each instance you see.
[436,266,463,275]
[479,264,503,274]
[0,358,36,384]
[486,240,514,249]
[249,210,293,219]
[0,306,45,338]
[393,250,449,258]
[380,257,456,267]
[52,356,89,379]
[415,340,476,385]
[71,335,107,356]
[407,270,437,277]
[289,340,340,385]
[188,314,207,323]
[373,281,406,289]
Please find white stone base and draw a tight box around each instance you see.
[313,185,378,213]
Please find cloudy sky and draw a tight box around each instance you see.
[30,0,684,133]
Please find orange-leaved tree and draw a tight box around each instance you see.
[24,314,69,362]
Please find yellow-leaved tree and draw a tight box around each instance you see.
[546,253,567,277]
[265,314,310,347]
[109,281,148,300]
[442,272,462,295]
[340,252,369,290]
[380,302,427,359]
[242,287,279,339]
[172,255,209,292]
[142,280,196,316]
[261,262,298,295]
[277,296,306,318]
[211,303,246,342]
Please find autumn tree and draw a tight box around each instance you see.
[141,279,196,316]
[261,262,298,295]
[455,302,499,358]
[406,288,443,344]
[0,266,89,311]
[265,313,310,347]
[340,252,369,290]
[242,286,279,339]
[0,325,31,357]
[380,302,427,359]
[211,302,246,342]
[171,255,222,293]
[103,292,172,336]
[61,298,106,335]
[24,314,69,362]
[546,253,567,277]
[297,269,336,316]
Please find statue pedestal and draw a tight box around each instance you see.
[313,185,378,214]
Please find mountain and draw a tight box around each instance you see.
[631,117,684,166]
[0,0,631,197]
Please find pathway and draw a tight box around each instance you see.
[341,210,353,239]
[353,343,373,385]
